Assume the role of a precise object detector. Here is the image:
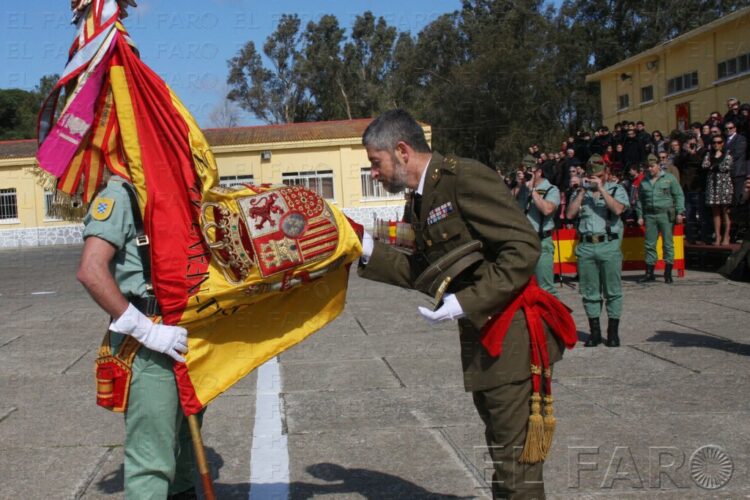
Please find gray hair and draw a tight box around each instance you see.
[362,109,431,153]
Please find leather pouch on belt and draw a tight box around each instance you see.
[414,240,484,309]
[94,333,141,413]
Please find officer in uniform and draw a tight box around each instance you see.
[358,110,570,499]
[566,154,629,347]
[636,154,685,284]
[77,175,200,499]
[525,162,561,297]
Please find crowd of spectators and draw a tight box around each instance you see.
[502,98,750,245]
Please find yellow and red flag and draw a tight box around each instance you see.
[37,0,362,415]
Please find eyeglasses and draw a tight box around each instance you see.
[659,156,667,160]
[726,125,735,130]
[713,140,724,145]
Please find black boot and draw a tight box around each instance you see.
[664,263,673,284]
[584,317,602,347]
[637,265,655,283]
[605,318,620,347]
[168,488,197,500]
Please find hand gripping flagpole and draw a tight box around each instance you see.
[188,414,216,500]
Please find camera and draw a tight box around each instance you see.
[582,179,593,190]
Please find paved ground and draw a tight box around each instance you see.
[1,245,749,499]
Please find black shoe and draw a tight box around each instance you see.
[664,263,673,284]
[168,488,197,500]
[637,265,655,283]
[584,317,602,347]
[605,318,620,347]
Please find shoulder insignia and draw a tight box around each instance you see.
[441,155,459,172]
[92,197,115,221]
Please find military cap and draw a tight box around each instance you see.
[586,154,606,175]
[522,154,537,168]
[647,153,658,164]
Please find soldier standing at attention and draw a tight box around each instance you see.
[636,154,686,284]
[77,174,201,499]
[525,161,561,297]
[566,154,629,348]
[358,110,576,499]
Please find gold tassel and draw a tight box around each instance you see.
[542,395,556,458]
[519,392,545,464]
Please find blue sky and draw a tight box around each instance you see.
[2,0,462,127]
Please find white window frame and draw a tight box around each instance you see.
[617,94,629,111]
[0,188,19,224]
[219,174,255,188]
[44,190,62,221]
[716,52,750,82]
[640,85,654,104]
[360,167,405,200]
[666,71,698,96]
[282,170,335,201]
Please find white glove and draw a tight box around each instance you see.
[110,303,188,362]
[417,293,465,325]
[360,231,374,264]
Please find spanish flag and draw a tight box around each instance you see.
[37,0,362,415]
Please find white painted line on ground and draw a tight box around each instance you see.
[30,291,56,296]
[249,356,290,500]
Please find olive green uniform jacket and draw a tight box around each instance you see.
[359,153,564,392]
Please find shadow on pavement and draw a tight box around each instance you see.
[95,447,228,495]
[650,331,750,356]
[290,462,474,499]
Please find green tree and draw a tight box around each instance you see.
[341,12,398,118]
[0,74,60,140]
[227,14,313,123]
[300,15,350,120]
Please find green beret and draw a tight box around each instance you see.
[522,154,537,167]
[586,154,606,175]
[647,153,658,164]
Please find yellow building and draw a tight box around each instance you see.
[586,7,750,132]
[0,119,429,247]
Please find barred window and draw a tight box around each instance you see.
[219,175,254,187]
[360,168,405,199]
[617,94,629,110]
[667,71,698,95]
[282,170,334,200]
[0,188,18,221]
[717,52,750,80]
[44,191,61,221]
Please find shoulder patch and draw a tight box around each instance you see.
[92,197,115,221]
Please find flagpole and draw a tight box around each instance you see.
[188,414,215,500]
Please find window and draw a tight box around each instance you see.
[0,188,18,221]
[282,170,334,200]
[219,174,254,187]
[640,85,654,103]
[617,94,629,110]
[717,52,750,80]
[667,71,698,95]
[360,168,405,199]
[44,190,61,221]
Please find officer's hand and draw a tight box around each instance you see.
[417,294,465,325]
[360,231,374,264]
[638,218,644,226]
[110,303,188,362]
[676,214,684,225]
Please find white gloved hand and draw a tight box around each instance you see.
[110,303,188,362]
[360,230,374,264]
[417,293,465,325]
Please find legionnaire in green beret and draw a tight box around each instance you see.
[566,154,629,347]
[358,110,576,499]
[525,162,561,297]
[636,154,686,283]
